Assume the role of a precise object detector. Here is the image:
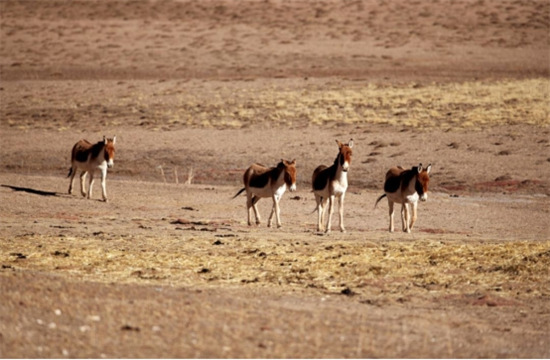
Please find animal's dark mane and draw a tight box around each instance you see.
[312,163,336,191]
[383,167,418,193]
[400,167,418,192]
[90,141,106,160]
[249,165,282,188]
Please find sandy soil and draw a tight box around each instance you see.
[1,0,549,358]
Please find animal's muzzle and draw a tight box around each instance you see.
[420,193,428,202]
[342,162,350,172]
[107,160,114,168]
[290,184,297,192]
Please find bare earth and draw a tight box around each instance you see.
[1,0,549,358]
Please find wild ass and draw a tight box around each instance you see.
[233,159,297,228]
[312,139,353,233]
[68,136,116,202]
[375,163,432,233]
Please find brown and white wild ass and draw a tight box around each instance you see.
[375,163,431,233]
[233,159,297,228]
[68,136,116,202]
[312,139,353,233]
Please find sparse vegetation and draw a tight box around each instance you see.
[1,0,549,356]
[2,78,548,131]
[2,234,548,304]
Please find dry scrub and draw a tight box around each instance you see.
[3,233,548,304]
[1,78,548,131]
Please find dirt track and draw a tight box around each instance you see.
[1,0,549,358]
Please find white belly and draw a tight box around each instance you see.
[387,191,419,204]
[251,183,286,199]
[74,158,107,173]
[313,180,347,198]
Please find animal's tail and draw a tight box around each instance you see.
[374,194,387,209]
[232,187,246,199]
[67,167,73,178]
[309,196,322,214]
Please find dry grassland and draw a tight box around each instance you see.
[2,78,548,131]
[1,0,549,357]
[2,233,549,304]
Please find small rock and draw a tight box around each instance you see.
[121,325,140,332]
[341,287,355,296]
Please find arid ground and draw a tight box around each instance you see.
[1,0,549,358]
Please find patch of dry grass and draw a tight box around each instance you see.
[2,78,548,131]
[119,78,550,129]
[2,233,548,303]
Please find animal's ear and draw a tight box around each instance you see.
[336,140,343,148]
[348,139,354,148]
[290,159,296,165]
[417,163,423,173]
[426,164,432,174]
[112,135,116,144]
[103,135,106,143]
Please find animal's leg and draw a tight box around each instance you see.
[410,201,418,231]
[402,203,410,233]
[321,197,329,230]
[100,168,108,202]
[315,195,324,232]
[87,171,95,199]
[246,192,253,226]
[388,200,394,232]
[267,204,274,228]
[79,171,88,197]
[68,167,76,194]
[251,195,261,225]
[271,194,282,228]
[401,203,407,231]
[325,195,335,233]
[338,194,346,233]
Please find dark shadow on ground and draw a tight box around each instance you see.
[1,184,59,197]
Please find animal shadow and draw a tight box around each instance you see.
[2,184,60,197]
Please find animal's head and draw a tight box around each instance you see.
[103,135,116,168]
[414,163,431,201]
[336,139,354,172]
[279,159,297,192]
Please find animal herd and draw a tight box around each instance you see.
[67,136,431,233]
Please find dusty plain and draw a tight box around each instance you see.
[0,0,549,358]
